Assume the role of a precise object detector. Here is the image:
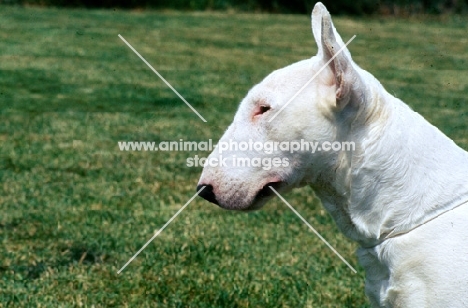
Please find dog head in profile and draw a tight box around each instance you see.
[197,2,371,212]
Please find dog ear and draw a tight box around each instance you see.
[311,3,325,58]
[312,2,357,110]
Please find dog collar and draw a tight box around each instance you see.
[382,199,468,241]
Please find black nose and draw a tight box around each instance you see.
[196,184,219,205]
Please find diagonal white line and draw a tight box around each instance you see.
[268,35,356,123]
[269,187,357,274]
[118,34,207,123]
[117,186,206,274]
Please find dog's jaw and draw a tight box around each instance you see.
[197,161,288,211]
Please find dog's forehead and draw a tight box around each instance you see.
[246,57,321,106]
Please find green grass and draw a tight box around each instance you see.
[1,5,468,307]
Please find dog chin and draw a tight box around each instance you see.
[239,198,271,212]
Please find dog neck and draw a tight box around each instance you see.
[312,78,468,247]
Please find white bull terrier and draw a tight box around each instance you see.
[196,2,468,307]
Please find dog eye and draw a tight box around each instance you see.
[259,105,271,114]
[253,104,271,118]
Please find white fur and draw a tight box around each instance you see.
[197,3,468,306]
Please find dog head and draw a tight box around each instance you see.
[197,2,367,211]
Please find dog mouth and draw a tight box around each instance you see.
[255,181,282,200]
[244,181,284,211]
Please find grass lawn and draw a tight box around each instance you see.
[1,5,467,307]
